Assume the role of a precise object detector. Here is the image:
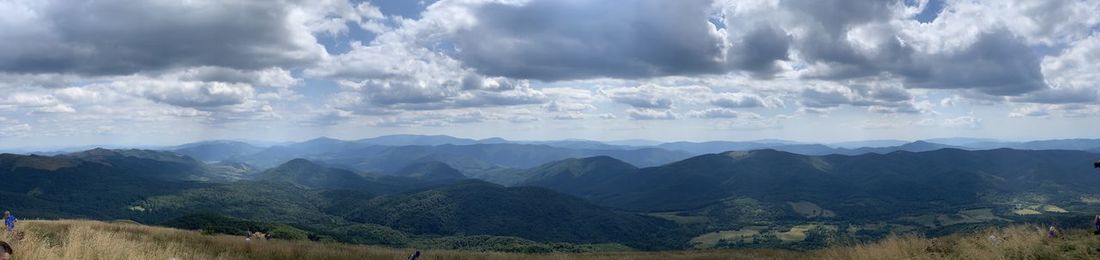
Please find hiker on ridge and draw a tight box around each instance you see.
[1094,215,1100,235]
[2,211,14,233]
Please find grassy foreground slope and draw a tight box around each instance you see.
[5,220,1100,259]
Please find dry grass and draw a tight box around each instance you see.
[2,220,1099,259]
[818,225,1100,260]
[0,220,800,260]
[690,228,763,248]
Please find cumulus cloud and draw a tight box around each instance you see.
[301,0,392,36]
[942,115,982,129]
[129,81,256,108]
[1,0,1099,143]
[0,92,75,113]
[713,117,783,131]
[0,0,327,76]
[0,0,364,129]
[602,84,716,109]
[541,87,601,112]
[1061,104,1100,118]
[717,0,1081,96]
[799,86,853,109]
[368,109,498,127]
[544,101,595,113]
[726,25,791,77]
[552,113,586,120]
[174,67,302,88]
[1008,103,1100,118]
[310,37,547,112]
[938,0,1100,46]
[605,88,675,109]
[327,81,546,112]
[1012,87,1099,104]
[798,83,929,114]
[9,76,281,125]
[710,92,783,108]
[300,108,356,127]
[603,83,784,119]
[0,123,32,138]
[1009,105,1052,118]
[1020,33,1100,104]
[686,108,762,119]
[452,0,729,81]
[627,108,679,120]
[859,115,983,130]
[898,30,1046,95]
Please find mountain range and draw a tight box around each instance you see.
[515,149,1100,217]
[0,150,684,249]
[2,135,1100,251]
[166,135,1100,166]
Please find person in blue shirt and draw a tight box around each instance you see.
[1094,215,1100,235]
[3,211,15,233]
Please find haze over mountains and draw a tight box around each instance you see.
[157,135,1100,172]
[8,134,1100,161]
[2,134,1100,251]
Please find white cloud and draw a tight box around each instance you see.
[713,118,782,131]
[859,115,982,130]
[1008,103,1100,118]
[0,0,328,76]
[129,80,256,108]
[448,0,730,81]
[175,67,302,89]
[1017,33,1100,104]
[797,82,931,114]
[710,92,783,108]
[605,87,674,109]
[0,92,75,113]
[0,123,32,137]
[541,87,602,112]
[942,115,982,129]
[602,84,716,109]
[552,113,585,120]
[627,108,679,120]
[367,109,497,127]
[0,0,1099,144]
[508,114,540,123]
[309,38,547,112]
[1009,104,1052,118]
[686,108,761,119]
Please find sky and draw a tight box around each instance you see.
[1,0,1100,148]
